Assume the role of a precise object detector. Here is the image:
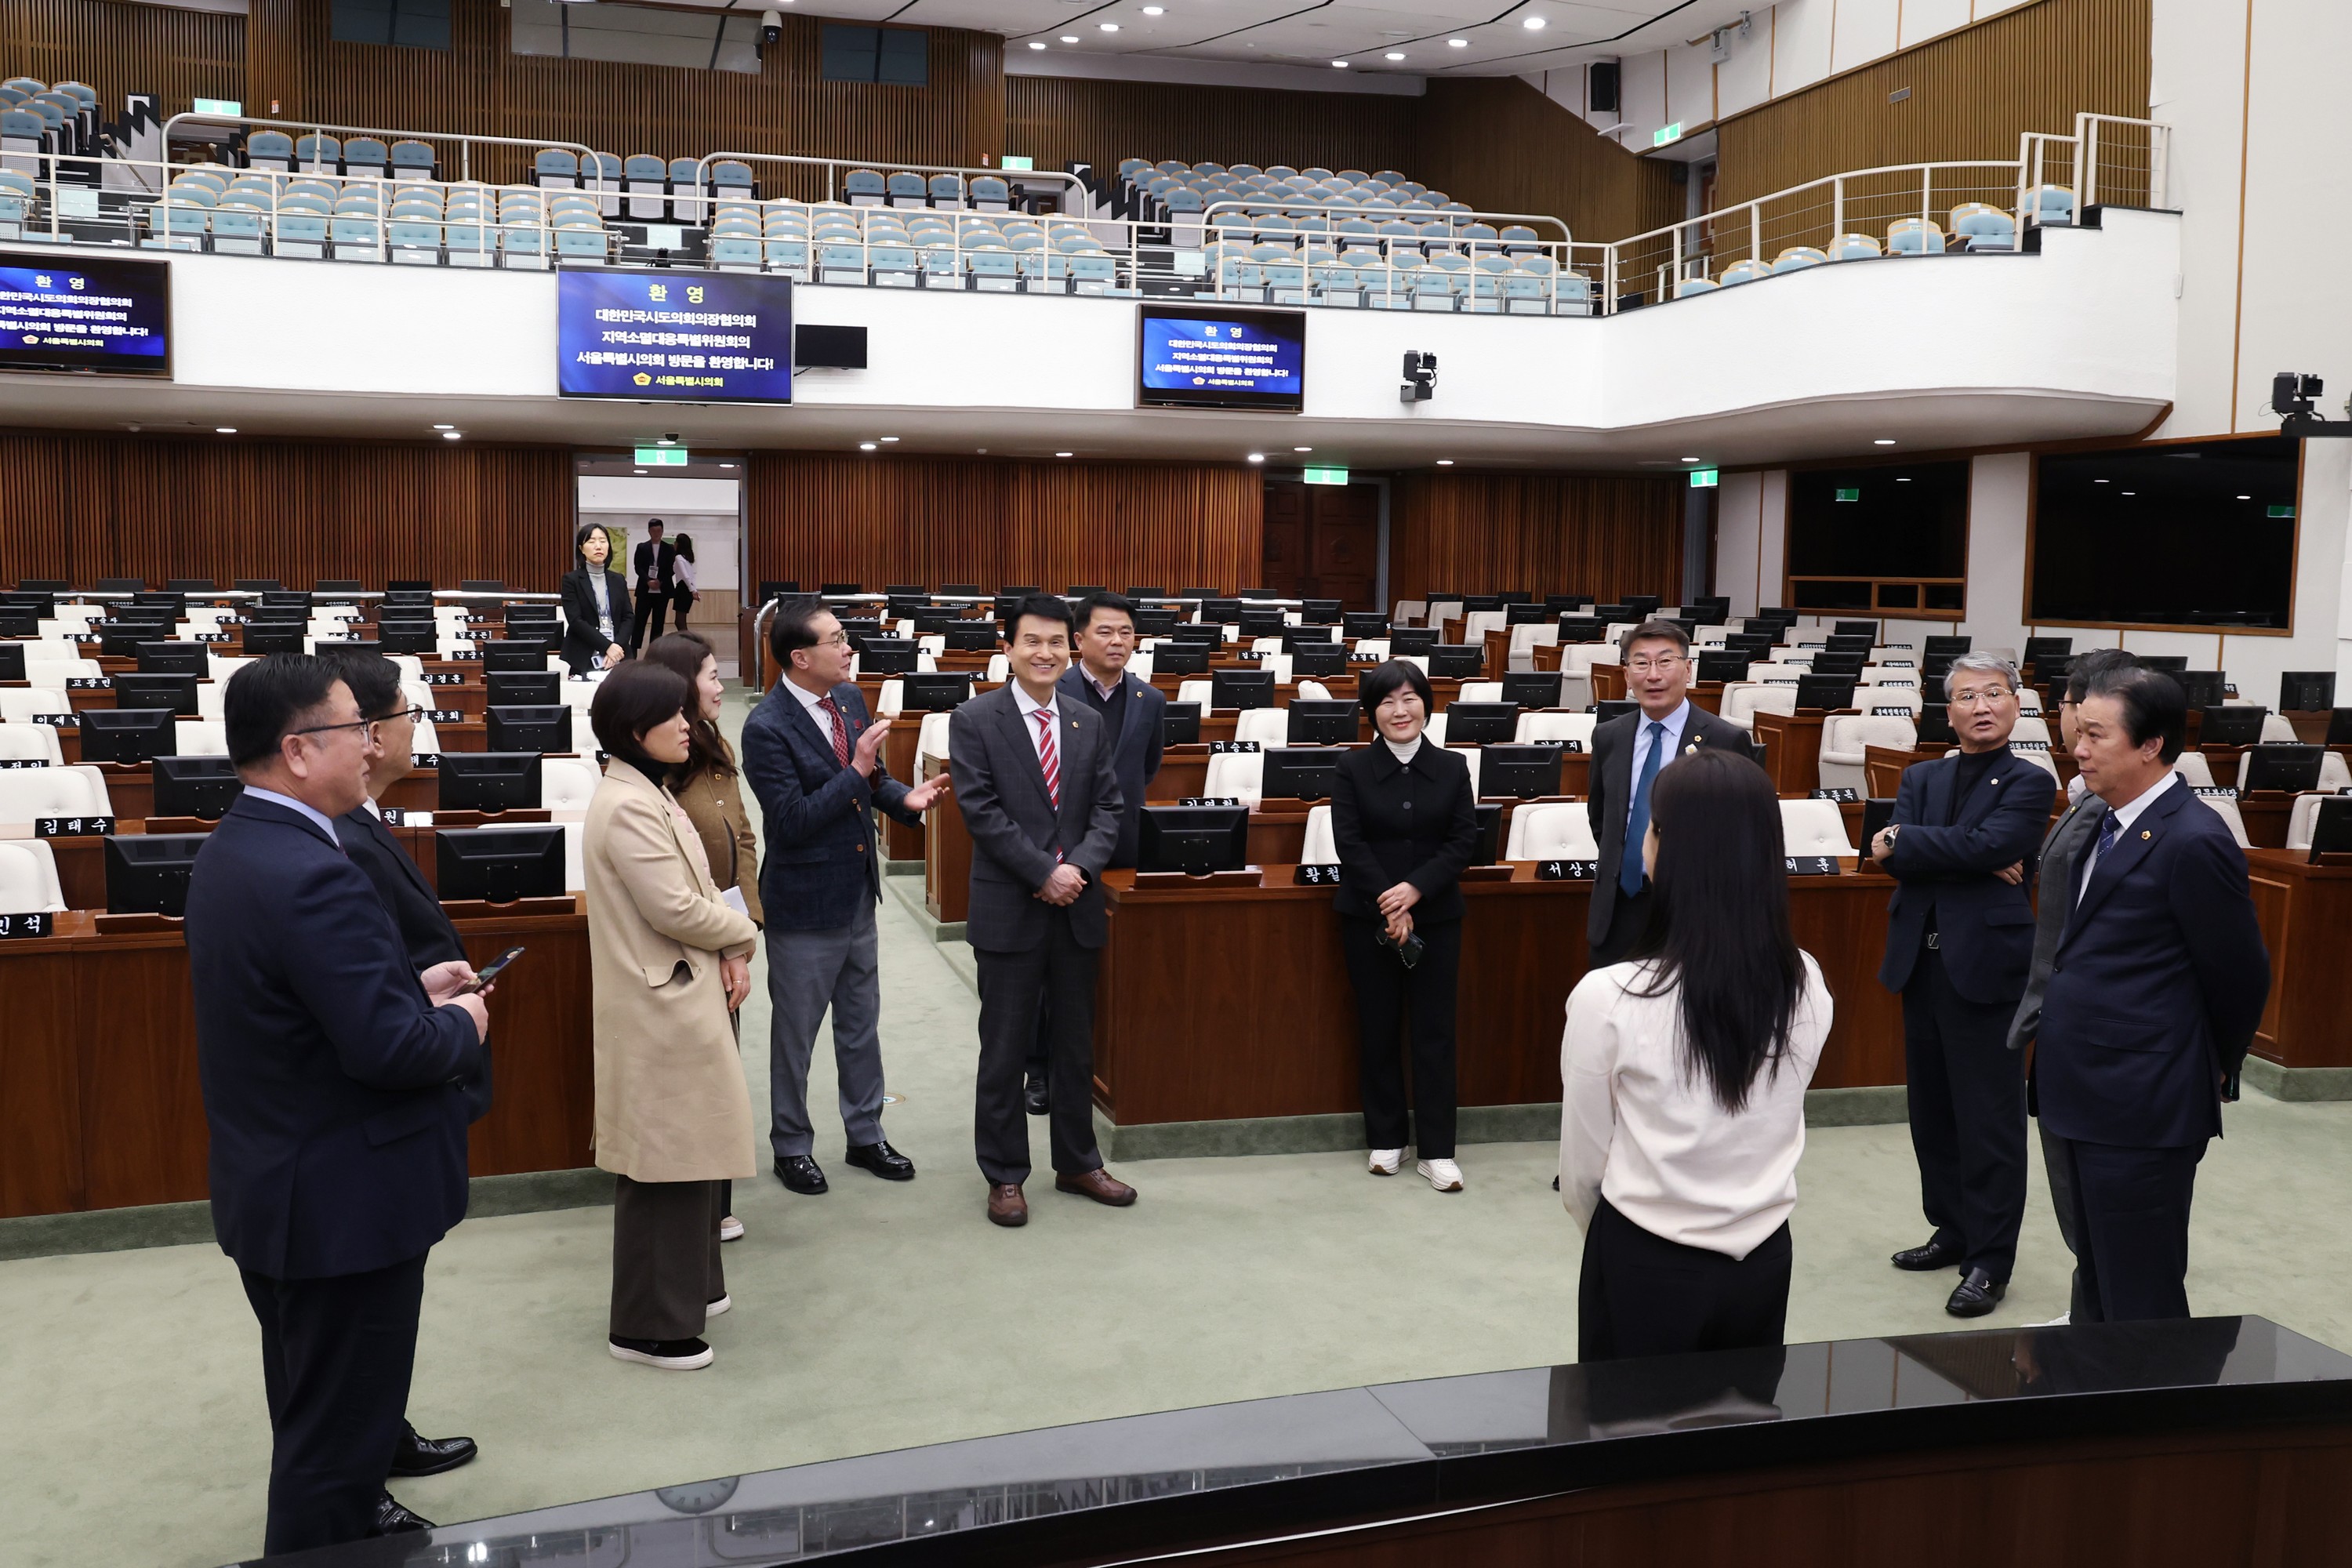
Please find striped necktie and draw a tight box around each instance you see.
[1034,708,1061,808]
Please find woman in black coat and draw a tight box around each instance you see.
[1328,658,1479,1192]
[561,522,634,677]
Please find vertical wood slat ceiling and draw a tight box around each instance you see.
[0,0,244,121]
[0,434,574,590]
[1711,0,2154,212]
[1386,474,1686,605]
[746,453,1263,593]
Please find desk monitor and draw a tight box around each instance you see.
[1343,612,1388,639]
[1176,586,1221,601]
[1428,644,1483,679]
[1239,608,1285,637]
[1726,631,1776,656]
[376,623,438,655]
[1444,702,1519,746]
[2137,655,2190,675]
[1279,626,1335,650]
[337,640,384,658]
[105,833,206,916]
[1171,622,1223,644]
[1687,596,1732,622]
[1862,797,1897,849]
[1461,594,1506,613]
[1809,652,1867,677]
[1925,635,1972,658]
[242,622,303,655]
[1261,746,1343,801]
[1210,670,1276,711]
[1922,653,1957,684]
[757,581,802,604]
[316,579,362,593]
[1133,608,1179,637]
[0,612,32,639]
[2023,637,2074,665]
[835,618,885,646]
[1201,598,1243,622]
[1065,584,1107,598]
[1831,619,1878,638]
[1621,596,1661,619]
[1286,700,1359,746]
[944,626,998,652]
[1594,699,1640,724]
[1124,586,1167,599]
[488,670,562,707]
[82,706,173,763]
[2244,743,2323,793]
[1795,674,1857,712]
[153,755,243,820]
[1697,651,1751,684]
[820,582,864,596]
[911,610,960,636]
[1138,804,1250,876]
[1472,801,1504,865]
[114,672,200,716]
[259,587,310,606]
[165,579,216,593]
[1502,672,1563,709]
[899,673,973,711]
[0,642,20,680]
[387,579,432,593]
[2312,797,2352,860]
[249,604,307,623]
[1481,742,1563,799]
[17,578,67,593]
[1556,617,1609,644]
[1505,603,1552,626]
[94,576,145,593]
[436,826,566,903]
[437,752,543,811]
[886,597,928,620]
[2198,706,2266,746]
[884,583,926,597]
[486,705,570,753]
[1387,629,1436,655]
[1300,599,1342,625]
[2280,672,2336,711]
[1824,633,1874,655]
[1918,703,1956,745]
[2173,670,2228,710]
[99,622,161,659]
[1154,644,1209,676]
[2328,708,2352,745]
[859,640,920,676]
[1162,702,1202,746]
[1290,644,1346,677]
[481,641,547,674]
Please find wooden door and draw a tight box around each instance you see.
[1261,480,1380,610]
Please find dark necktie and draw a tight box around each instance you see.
[1621,720,1666,897]
[825,699,851,768]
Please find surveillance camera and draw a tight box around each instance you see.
[760,9,782,45]
[1399,350,1436,403]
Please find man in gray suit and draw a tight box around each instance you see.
[2007,647,2136,1323]
[949,595,1135,1229]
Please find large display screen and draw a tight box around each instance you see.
[1136,304,1305,412]
[557,269,791,403]
[0,252,171,376]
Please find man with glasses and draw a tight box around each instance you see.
[1585,618,1756,963]
[1871,652,2055,1317]
[186,655,492,1554]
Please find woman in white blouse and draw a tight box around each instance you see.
[1560,746,1834,1361]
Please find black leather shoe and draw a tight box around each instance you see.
[1025,1078,1050,1116]
[1946,1268,2008,1318]
[374,1491,434,1536]
[1890,1236,1965,1272]
[774,1155,828,1195]
[388,1424,477,1478]
[845,1139,916,1181]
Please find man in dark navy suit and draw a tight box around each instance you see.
[740,600,947,1195]
[187,655,490,1555]
[1871,653,2056,1317]
[2031,665,2270,1321]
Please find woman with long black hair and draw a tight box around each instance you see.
[1560,746,1833,1360]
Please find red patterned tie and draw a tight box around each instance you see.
[1035,709,1061,808]
[826,699,851,768]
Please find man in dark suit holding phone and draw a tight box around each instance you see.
[2030,665,2269,1321]
[186,655,491,1555]
[629,519,676,653]
[1585,619,1756,962]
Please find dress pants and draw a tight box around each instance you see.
[1577,1196,1791,1362]
[238,1250,430,1556]
[611,1175,725,1341]
[630,587,669,652]
[1589,884,1653,966]
[2052,1136,2205,1322]
[2038,1115,2089,1320]
[1339,914,1461,1158]
[763,899,888,1160]
[1901,944,2028,1281]
[974,906,1102,1185]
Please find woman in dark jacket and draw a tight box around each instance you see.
[1328,658,1479,1192]
[561,522,634,677]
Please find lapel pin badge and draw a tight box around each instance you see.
[2142,829,2152,840]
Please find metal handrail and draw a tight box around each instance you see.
[1196,198,1570,244]
[2074,113,2170,211]
[689,151,1085,212]
[160,111,598,186]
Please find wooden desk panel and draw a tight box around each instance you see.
[924,755,971,926]
[2237,792,2293,850]
[880,719,924,862]
[76,931,209,1210]
[0,927,85,1218]
[456,907,597,1177]
[2245,848,2352,1070]
[1754,710,1829,795]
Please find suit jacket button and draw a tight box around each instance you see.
[855,844,866,852]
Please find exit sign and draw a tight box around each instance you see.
[1303,466,1350,485]
[1652,122,1684,148]
[193,97,241,117]
[1000,155,1034,171]
[634,447,688,466]
[1688,467,1718,488]
[1835,486,1861,502]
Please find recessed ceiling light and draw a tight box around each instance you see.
[2238,493,2251,499]
[1098,20,1118,30]
[1331,58,1348,67]
[1294,445,1312,452]
[1447,37,1468,45]
[718,463,735,469]
[1680,456,1700,463]
[859,442,877,452]
[634,468,646,474]
[215,426,236,434]
[432,423,454,430]
[1521,15,1544,28]
[1028,39,1046,49]
[1055,451,1073,458]
[2094,477,2110,484]
[1436,458,1454,465]
[1142,5,1163,13]
[1873,437,1896,445]
[441,430,462,440]
[879,435,899,442]
[1247,452,1265,463]
[1060,34,1077,42]
[2121,490,2136,495]
[1385,50,1404,60]
[1896,477,1912,482]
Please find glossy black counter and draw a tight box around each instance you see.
[245,1317,2352,1568]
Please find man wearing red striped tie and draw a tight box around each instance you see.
[948,594,1135,1228]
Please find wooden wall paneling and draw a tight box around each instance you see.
[1386,473,1686,606]
[0,433,575,590]
[0,0,245,124]
[1006,75,1414,195]
[1416,77,1682,244]
[746,453,1262,595]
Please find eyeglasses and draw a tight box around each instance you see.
[815,631,851,648]
[292,718,373,742]
[1625,655,1686,673]
[368,705,428,734]
[1948,687,2016,708]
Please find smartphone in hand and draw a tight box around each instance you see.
[459,946,526,994]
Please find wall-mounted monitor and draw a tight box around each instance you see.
[0,252,172,376]
[1135,303,1305,412]
[557,269,791,403]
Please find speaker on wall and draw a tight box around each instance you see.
[1589,61,1621,114]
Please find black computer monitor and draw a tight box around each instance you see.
[1299,599,1342,625]
[336,640,385,658]
[1260,746,1343,802]
[1154,644,1209,676]
[259,588,310,608]
[1594,699,1640,724]
[111,673,200,717]
[1503,603,1550,626]
[910,610,960,636]
[1795,674,1857,711]
[1133,608,1179,637]
[1461,594,1504,613]
[1555,617,1608,644]
[1285,700,1359,745]
[1862,797,1898,848]
[1343,612,1388,639]
[1443,702,1519,746]
[2280,672,2336,711]
[2198,706,2266,746]
[437,752,543,811]
[105,833,206,916]
[1171,623,1222,644]
[242,622,303,655]
[435,826,566,902]
[1426,644,1481,679]
[1824,633,1874,655]
[153,755,244,820]
[819,582,864,596]
[1162,702,1202,746]
[2136,655,2189,676]
[0,643,23,681]
[1238,608,1284,637]
[1211,670,1275,710]
[375,623,437,655]
[859,640,920,676]
[2312,797,2352,860]
[944,626,998,652]
[1138,804,1250,875]
[2023,637,2074,665]
[93,577,143,593]
[248,604,307,624]
[1922,653,1958,684]
[1924,636,1972,658]
[1381,629,1433,657]
[2173,670,2228,710]
[316,579,363,594]
[382,579,430,593]
[487,671,562,707]
[165,578,217,593]
[1918,703,1956,744]
[133,642,206,677]
[2327,708,2352,746]
[1176,586,1220,601]
[1123,586,1166,599]
[1591,604,1631,622]
[1809,652,1867,677]
[2244,744,2324,793]
[1697,651,1751,684]
[1479,742,1563,799]
[486,705,571,753]
[1470,802,1504,865]
[900,673,973,711]
[1279,626,1336,650]
[1290,644,1346,677]
[1830,619,1878,638]
[883,583,926,597]
[98,622,159,659]
[481,641,546,674]
[1501,673,1562,709]
[1200,598,1242,622]
[0,612,34,640]
[837,618,885,646]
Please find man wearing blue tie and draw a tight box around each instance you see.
[1585,619,1755,962]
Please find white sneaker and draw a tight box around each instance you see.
[706,1294,731,1319]
[1417,1158,1465,1192]
[1368,1148,1403,1176]
[718,1214,744,1242]
[2036,1312,2071,1327]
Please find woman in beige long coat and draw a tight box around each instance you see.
[586,660,760,1372]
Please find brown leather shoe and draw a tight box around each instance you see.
[986,1182,1027,1227]
[1054,1167,1137,1207]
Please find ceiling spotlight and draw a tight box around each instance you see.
[1447,37,1468,45]
[2237,493,2252,499]
[1247,452,1265,463]
[1436,458,1454,466]
[1331,58,1348,67]
[2122,490,2136,495]
[1680,456,1700,463]
[2094,478,2110,484]
[1055,451,1074,458]
[879,435,899,442]
[215,426,236,434]
[1294,445,1312,452]
[1873,437,1896,445]
[1029,39,1046,49]
[1099,20,1118,30]
[432,423,454,430]
[441,430,462,440]
[634,469,647,474]
[1142,5,1163,13]
[1896,477,1912,483]
[1060,34,1077,42]
[1521,15,1544,28]
[859,442,877,452]
[718,463,735,469]
[1385,50,1404,60]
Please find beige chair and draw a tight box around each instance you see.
[1300,804,1338,864]
[24,655,100,684]
[0,688,71,723]
[1177,678,1214,709]
[1451,744,1483,796]
[2173,753,2216,788]
[877,679,904,716]
[2195,793,2254,849]
[1456,681,1504,704]
[2011,714,2053,747]
[1421,712,1450,747]
[1504,800,1599,861]
[1295,679,1334,702]
[1201,749,1265,805]
[1515,711,1595,749]
[1778,797,1857,857]
[174,720,230,756]
[1127,650,1155,679]
[1391,599,1425,627]
[916,710,953,764]
[0,725,64,765]
[1462,609,1508,644]
[1233,708,1288,747]
[2009,746,2062,783]
[542,756,601,815]
[1722,683,1799,731]
[1818,713,1918,793]
[2261,715,2299,743]
[986,654,1010,683]
[411,719,442,758]
[1352,638,1390,662]
[0,764,113,827]
[0,839,67,913]
[2285,792,2327,851]
[1508,623,1560,666]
